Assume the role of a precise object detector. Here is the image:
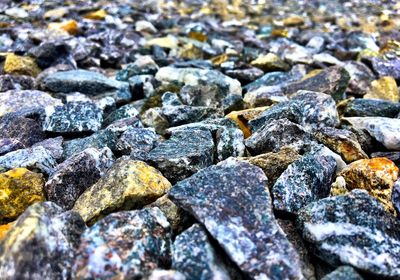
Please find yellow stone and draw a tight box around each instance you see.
[43,8,68,19]
[364,76,399,102]
[48,20,78,35]
[283,15,305,27]
[338,157,398,214]
[179,43,203,60]
[211,53,229,65]
[0,222,14,240]
[73,160,171,224]
[146,36,178,49]
[3,53,41,77]
[0,168,45,224]
[226,107,269,138]
[250,53,290,72]
[83,9,107,20]
[188,31,207,42]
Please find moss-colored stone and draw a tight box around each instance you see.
[73,159,171,224]
[226,107,269,138]
[3,53,41,77]
[0,222,14,240]
[146,36,178,49]
[338,157,398,214]
[364,76,399,102]
[83,9,107,20]
[0,168,45,224]
[48,20,78,35]
[282,15,305,26]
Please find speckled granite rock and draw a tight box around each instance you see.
[72,208,171,279]
[0,202,86,280]
[169,158,304,279]
[45,147,114,210]
[147,129,214,184]
[172,224,230,280]
[43,102,103,134]
[320,266,364,280]
[272,149,336,215]
[161,105,223,127]
[102,104,139,127]
[297,190,400,278]
[116,127,158,158]
[73,159,171,224]
[0,74,34,91]
[32,137,64,161]
[342,99,400,118]
[148,270,186,280]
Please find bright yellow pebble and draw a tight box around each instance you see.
[48,19,78,35]
[364,76,399,102]
[3,53,41,77]
[83,9,107,20]
[226,107,269,138]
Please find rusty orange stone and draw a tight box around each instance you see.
[226,107,268,138]
[0,222,14,240]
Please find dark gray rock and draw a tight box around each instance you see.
[243,85,288,107]
[0,74,34,91]
[116,56,159,81]
[169,158,304,280]
[72,208,172,280]
[344,61,375,96]
[102,104,139,127]
[161,105,223,127]
[28,41,74,69]
[393,179,400,215]
[372,57,400,80]
[297,189,400,279]
[32,137,64,161]
[342,99,400,118]
[248,102,296,132]
[45,147,114,210]
[116,127,159,159]
[321,266,364,280]
[0,138,24,156]
[0,202,86,280]
[172,224,230,280]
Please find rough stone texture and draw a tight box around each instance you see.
[161,105,223,127]
[338,157,398,214]
[245,118,313,155]
[0,146,57,176]
[320,266,364,280]
[116,127,158,158]
[248,102,296,132]
[41,70,131,103]
[172,224,230,280]
[72,208,172,279]
[73,158,171,224]
[103,104,139,127]
[169,158,304,280]
[0,74,34,92]
[0,222,14,240]
[226,107,269,138]
[0,90,62,117]
[43,102,103,134]
[3,53,41,77]
[45,147,114,210]
[297,190,400,279]
[314,127,368,163]
[116,56,159,81]
[272,150,336,215]
[343,117,400,150]
[148,270,186,280]
[0,202,86,280]
[372,57,400,80]
[364,76,399,102]
[393,179,400,215]
[243,85,287,107]
[342,99,400,118]
[147,129,214,184]
[0,168,45,224]
[344,61,375,96]
[32,137,64,161]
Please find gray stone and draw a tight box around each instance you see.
[321,266,364,280]
[161,105,223,127]
[342,99,400,118]
[116,127,159,159]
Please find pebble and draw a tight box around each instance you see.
[3,53,41,77]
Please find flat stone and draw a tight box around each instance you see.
[0,202,86,280]
[0,168,45,224]
[251,53,290,72]
[45,147,114,210]
[169,158,304,279]
[73,159,171,224]
[72,208,171,279]
[297,190,400,278]
[342,99,400,118]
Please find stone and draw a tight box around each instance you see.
[3,53,41,77]
[371,57,400,80]
[72,208,171,279]
[48,20,78,35]
[272,150,336,215]
[0,222,13,240]
[146,36,179,49]
[172,224,231,280]
[0,168,45,224]
[297,190,400,279]
[0,139,23,156]
[45,147,114,210]
[224,67,264,84]
[314,127,368,163]
[344,61,375,96]
[364,76,399,102]
[320,266,364,280]
[43,102,103,134]
[342,117,400,150]
[116,127,158,158]
[393,179,400,215]
[135,20,158,33]
[161,105,223,127]
[147,129,214,184]
[0,202,86,280]
[243,85,287,107]
[0,146,57,176]
[83,9,107,20]
[338,157,398,214]
[248,102,296,132]
[342,99,400,118]
[41,70,131,103]
[0,90,62,117]
[148,270,186,280]
[28,41,73,69]
[226,107,269,138]
[116,56,159,81]
[73,159,171,224]
[251,53,290,72]
[32,137,64,161]
[0,74,34,91]
[169,158,304,279]
[245,118,313,155]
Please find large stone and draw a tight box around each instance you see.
[169,158,304,279]
[116,127,158,159]
[0,168,45,224]
[342,99,400,118]
[172,224,231,280]
[73,159,171,224]
[297,190,400,279]
[0,202,86,280]
[0,75,34,91]
[3,53,41,77]
[72,208,171,279]
[226,107,269,138]
[364,76,399,102]
[45,148,114,210]
[161,105,223,127]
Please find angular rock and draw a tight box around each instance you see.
[172,224,230,280]
[45,147,114,210]
[297,190,400,279]
[116,127,158,158]
[372,57,400,80]
[161,105,223,127]
[344,61,375,96]
[342,99,400,118]
[250,53,290,72]
[169,158,304,279]
[32,137,64,161]
[320,266,364,280]
[0,168,45,224]
[102,104,139,127]
[28,41,73,69]
[0,74,34,91]
[243,85,287,107]
[0,202,86,280]
[3,53,41,77]
[226,107,269,138]
[364,76,399,102]
[72,208,171,279]
[148,270,186,280]
[116,56,159,81]
[73,159,171,224]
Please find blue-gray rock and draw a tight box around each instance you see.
[297,189,400,279]
[102,104,139,127]
[116,127,159,159]
[116,55,159,81]
[342,99,400,118]
[0,74,34,91]
[72,208,172,280]
[169,158,304,280]
[372,57,400,80]
[172,224,230,280]
[161,105,223,127]
[321,266,364,280]
[43,102,103,134]
[0,202,86,280]
[32,137,64,161]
